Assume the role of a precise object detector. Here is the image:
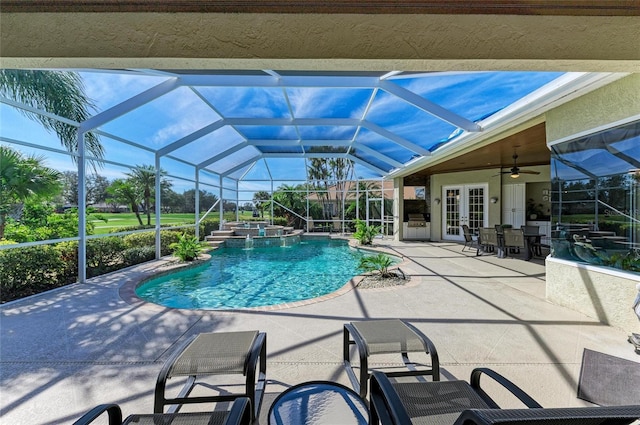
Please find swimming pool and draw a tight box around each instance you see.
[136,239,386,309]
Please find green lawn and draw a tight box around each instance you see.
[91,211,265,234]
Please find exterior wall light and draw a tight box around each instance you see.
[490,196,499,203]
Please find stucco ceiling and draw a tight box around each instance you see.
[1,2,638,183]
[3,0,639,14]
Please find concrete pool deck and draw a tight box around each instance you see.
[1,239,638,424]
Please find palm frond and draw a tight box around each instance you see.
[0,70,104,165]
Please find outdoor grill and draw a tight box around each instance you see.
[407,214,427,227]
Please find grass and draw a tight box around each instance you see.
[91,211,268,234]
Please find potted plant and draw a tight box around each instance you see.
[527,198,544,220]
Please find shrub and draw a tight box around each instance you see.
[353,219,380,245]
[3,221,36,243]
[359,253,394,278]
[199,218,220,238]
[55,241,79,284]
[170,233,202,261]
[122,246,156,266]
[110,225,155,233]
[86,237,127,277]
[123,230,182,256]
[272,216,288,226]
[0,245,65,302]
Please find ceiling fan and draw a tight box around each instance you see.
[499,154,541,179]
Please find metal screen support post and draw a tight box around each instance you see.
[235,179,239,223]
[219,175,224,229]
[194,170,200,241]
[155,155,162,259]
[77,130,87,283]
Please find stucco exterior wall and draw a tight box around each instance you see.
[546,257,640,332]
[427,165,551,241]
[430,169,501,241]
[546,74,640,142]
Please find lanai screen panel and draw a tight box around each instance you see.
[81,71,170,113]
[1,69,574,185]
[391,72,564,122]
[98,87,221,150]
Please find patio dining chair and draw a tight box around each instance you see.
[503,228,525,258]
[461,225,479,255]
[369,369,640,425]
[478,227,498,254]
[343,319,440,398]
[521,225,542,256]
[73,397,251,425]
[154,331,266,422]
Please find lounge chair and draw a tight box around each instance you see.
[154,331,266,422]
[332,216,342,233]
[343,319,440,398]
[307,217,324,232]
[369,369,640,425]
[73,397,251,425]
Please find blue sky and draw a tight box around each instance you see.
[0,70,564,195]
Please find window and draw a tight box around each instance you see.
[550,119,640,273]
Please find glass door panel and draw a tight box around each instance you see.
[466,186,486,233]
[443,184,487,241]
[444,187,462,239]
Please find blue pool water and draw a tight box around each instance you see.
[136,239,383,309]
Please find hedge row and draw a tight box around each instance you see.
[0,217,299,303]
[0,230,184,303]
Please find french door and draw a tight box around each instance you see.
[442,184,488,241]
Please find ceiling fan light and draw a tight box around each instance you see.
[510,173,519,178]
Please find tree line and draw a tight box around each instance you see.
[0,145,224,241]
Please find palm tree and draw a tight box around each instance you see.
[126,165,170,226]
[272,184,306,227]
[0,146,62,239]
[106,179,144,226]
[306,151,355,219]
[0,70,104,164]
[252,191,271,218]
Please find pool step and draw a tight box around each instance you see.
[207,230,234,241]
[205,236,230,243]
[206,240,226,249]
